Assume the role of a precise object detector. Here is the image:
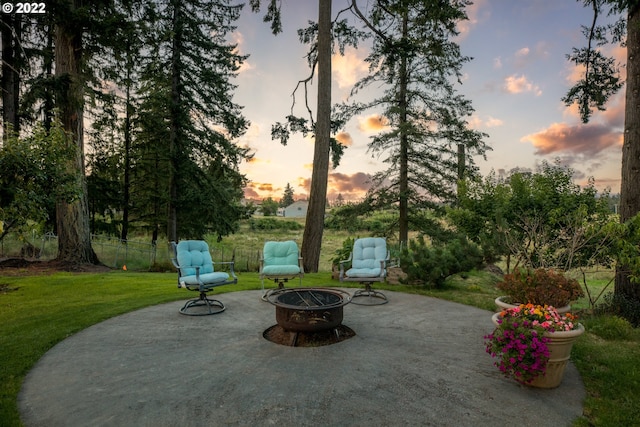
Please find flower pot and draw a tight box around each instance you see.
[491,313,584,388]
[494,296,571,314]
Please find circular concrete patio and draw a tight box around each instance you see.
[18,289,584,426]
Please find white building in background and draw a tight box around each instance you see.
[283,200,308,218]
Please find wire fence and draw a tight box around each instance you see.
[0,232,263,272]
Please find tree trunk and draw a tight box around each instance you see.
[301,0,331,272]
[1,14,20,137]
[121,44,133,242]
[398,11,409,246]
[167,0,182,243]
[615,4,640,300]
[54,2,99,264]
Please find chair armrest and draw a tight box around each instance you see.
[298,256,305,275]
[213,261,237,280]
[339,252,353,280]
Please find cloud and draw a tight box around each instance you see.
[335,132,353,147]
[231,31,254,74]
[357,114,390,133]
[521,122,623,156]
[469,115,503,129]
[504,74,542,96]
[457,0,488,40]
[332,47,369,89]
[493,57,503,69]
[243,182,280,200]
[297,172,373,201]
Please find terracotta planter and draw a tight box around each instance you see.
[494,296,571,314]
[491,312,585,388]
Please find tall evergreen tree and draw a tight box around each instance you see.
[51,0,102,264]
[1,14,21,137]
[280,183,295,207]
[343,0,488,244]
[137,0,250,242]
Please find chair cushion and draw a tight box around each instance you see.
[351,237,387,270]
[176,240,214,276]
[262,265,301,275]
[346,267,384,278]
[180,272,230,287]
[263,241,300,269]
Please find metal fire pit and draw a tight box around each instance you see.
[266,288,351,332]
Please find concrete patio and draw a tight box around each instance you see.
[18,289,584,426]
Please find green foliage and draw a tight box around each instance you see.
[584,314,636,341]
[400,235,484,288]
[562,2,626,123]
[598,292,640,327]
[260,197,279,216]
[325,203,398,236]
[0,123,79,238]
[452,161,614,271]
[331,236,355,268]
[496,267,585,307]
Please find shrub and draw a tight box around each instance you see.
[496,268,585,307]
[597,293,640,327]
[401,236,484,288]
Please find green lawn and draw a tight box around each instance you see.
[1,268,639,426]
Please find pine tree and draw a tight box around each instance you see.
[280,183,295,207]
[342,0,489,244]
[137,0,250,241]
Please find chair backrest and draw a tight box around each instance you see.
[352,237,387,269]
[263,241,299,267]
[176,240,214,276]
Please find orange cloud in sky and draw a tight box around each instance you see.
[358,114,390,133]
[297,172,373,201]
[521,122,622,156]
[335,132,353,147]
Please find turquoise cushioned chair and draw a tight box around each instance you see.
[339,237,389,305]
[170,240,237,315]
[259,240,304,300]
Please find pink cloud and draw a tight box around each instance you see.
[521,122,622,156]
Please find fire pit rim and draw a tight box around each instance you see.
[265,287,351,310]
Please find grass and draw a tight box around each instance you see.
[1,266,640,425]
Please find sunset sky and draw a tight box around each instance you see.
[232,0,626,203]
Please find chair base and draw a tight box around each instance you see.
[261,278,291,301]
[179,292,225,315]
[350,284,388,306]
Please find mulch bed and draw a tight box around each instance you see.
[0,258,112,275]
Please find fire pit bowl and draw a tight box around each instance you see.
[266,288,351,332]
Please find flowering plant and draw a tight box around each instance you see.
[484,304,580,384]
[496,267,584,307]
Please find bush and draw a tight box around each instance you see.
[496,268,585,307]
[585,314,635,340]
[400,236,484,288]
[597,293,640,327]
